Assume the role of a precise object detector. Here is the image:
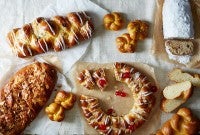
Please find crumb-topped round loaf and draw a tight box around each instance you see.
[0,62,57,135]
[80,62,157,135]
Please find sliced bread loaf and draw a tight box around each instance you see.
[165,40,194,55]
[161,98,185,113]
[163,81,192,100]
[169,68,200,87]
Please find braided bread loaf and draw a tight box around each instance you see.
[155,108,199,135]
[7,12,94,58]
[80,62,157,135]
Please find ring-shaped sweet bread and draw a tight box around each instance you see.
[80,62,157,135]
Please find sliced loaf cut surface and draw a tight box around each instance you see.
[165,40,194,55]
[169,68,200,87]
[163,81,192,100]
[161,98,185,113]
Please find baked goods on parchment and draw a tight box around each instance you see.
[152,0,200,67]
[155,108,199,135]
[79,62,158,135]
[7,11,94,58]
[77,68,108,90]
[92,68,108,90]
[163,0,194,65]
[0,62,57,135]
[77,69,95,90]
[103,12,124,31]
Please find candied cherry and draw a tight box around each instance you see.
[128,124,136,131]
[106,108,114,115]
[99,124,107,130]
[115,90,127,97]
[122,72,131,78]
[99,79,107,87]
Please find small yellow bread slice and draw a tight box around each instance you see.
[163,81,192,100]
[169,68,200,87]
[161,98,185,113]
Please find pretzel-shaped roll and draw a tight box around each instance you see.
[155,108,199,135]
[80,62,157,135]
[7,11,94,58]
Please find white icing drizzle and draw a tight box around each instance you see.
[71,29,79,44]
[106,127,112,135]
[82,11,90,19]
[43,39,49,52]
[91,103,99,109]
[134,72,141,79]
[82,24,90,39]
[38,40,46,52]
[97,112,104,121]
[58,36,66,50]
[104,115,110,125]
[76,12,83,25]
[86,22,92,37]
[139,91,153,97]
[80,98,96,103]
[11,31,26,56]
[27,45,33,56]
[43,19,56,35]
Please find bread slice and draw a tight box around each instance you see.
[169,68,200,87]
[161,98,185,113]
[165,40,194,55]
[163,81,192,100]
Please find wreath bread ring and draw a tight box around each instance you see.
[79,62,157,135]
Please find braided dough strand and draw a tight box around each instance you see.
[7,11,94,58]
[80,62,157,135]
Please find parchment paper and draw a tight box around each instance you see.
[70,62,161,135]
[152,0,200,68]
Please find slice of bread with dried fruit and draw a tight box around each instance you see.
[165,40,194,55]
[163,81,192,100]
[169,68,200,87]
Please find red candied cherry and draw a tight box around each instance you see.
[122,72,131,78]
[115,90,127,97]
[99,79,107,88]
[128,124,136,131]
[106,108,114,115]
[99,124,107,130]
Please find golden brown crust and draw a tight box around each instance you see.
[103,12,124,31]
[0,62,57,135]
[80,62,157,135]
[92,68,108,90]
[155,108,199,135]
[45,102,65,122]
[116,33,137,53]
[54,90,76,110]
[77,69,95,90]
[127,20,149,40]
[7,12,94,58]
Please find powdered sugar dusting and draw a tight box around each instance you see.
[165,45,191,64]
[163,0,194,39]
